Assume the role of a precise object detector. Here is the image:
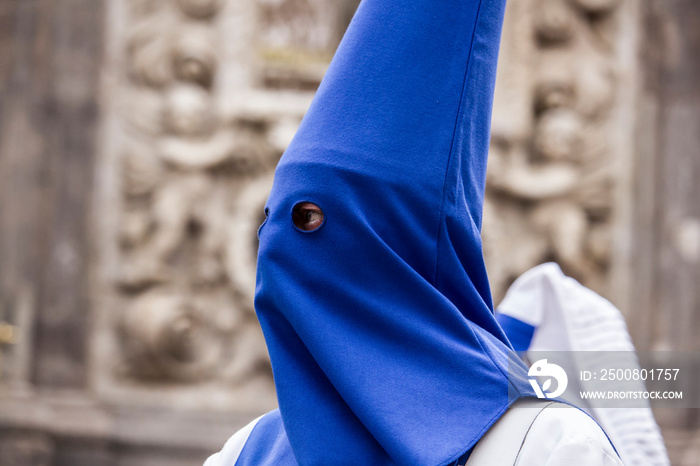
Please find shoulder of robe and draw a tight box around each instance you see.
[516,405,624,466]
[203,414,264,466]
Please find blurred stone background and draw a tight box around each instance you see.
[0,0,698,464]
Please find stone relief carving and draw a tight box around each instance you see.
[100,0,625,408]
[484,0,622,301]
[177,0,223,19]
[105,0,278,398]
[97,0,348,410]
[256,0,361,89]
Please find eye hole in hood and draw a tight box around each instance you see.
[291,201,325,232]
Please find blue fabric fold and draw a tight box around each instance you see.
[235,411,295,465]
[495,314,536,352]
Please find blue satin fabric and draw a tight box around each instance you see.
[249,0,537,464]
[235,411,295,466]
[496,314,536,352]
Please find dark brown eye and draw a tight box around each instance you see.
[292,202,325,232]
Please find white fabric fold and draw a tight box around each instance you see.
[497,262,670,466]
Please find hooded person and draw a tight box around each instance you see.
[205,0,621,465]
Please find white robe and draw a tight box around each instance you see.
[497,262,670,466]
[515,406,623,466]
[204,406,623,466]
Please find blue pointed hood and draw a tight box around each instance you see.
[254,0,536,464]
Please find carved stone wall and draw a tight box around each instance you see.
[93,0,360,413]
[94,0,634,411]
[484,0,632,303]
[3,0,699,464]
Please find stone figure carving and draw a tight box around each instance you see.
[483,0,621,300]
[109,0,280,394]
[99,0,347,411]
[177,0,222,19]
